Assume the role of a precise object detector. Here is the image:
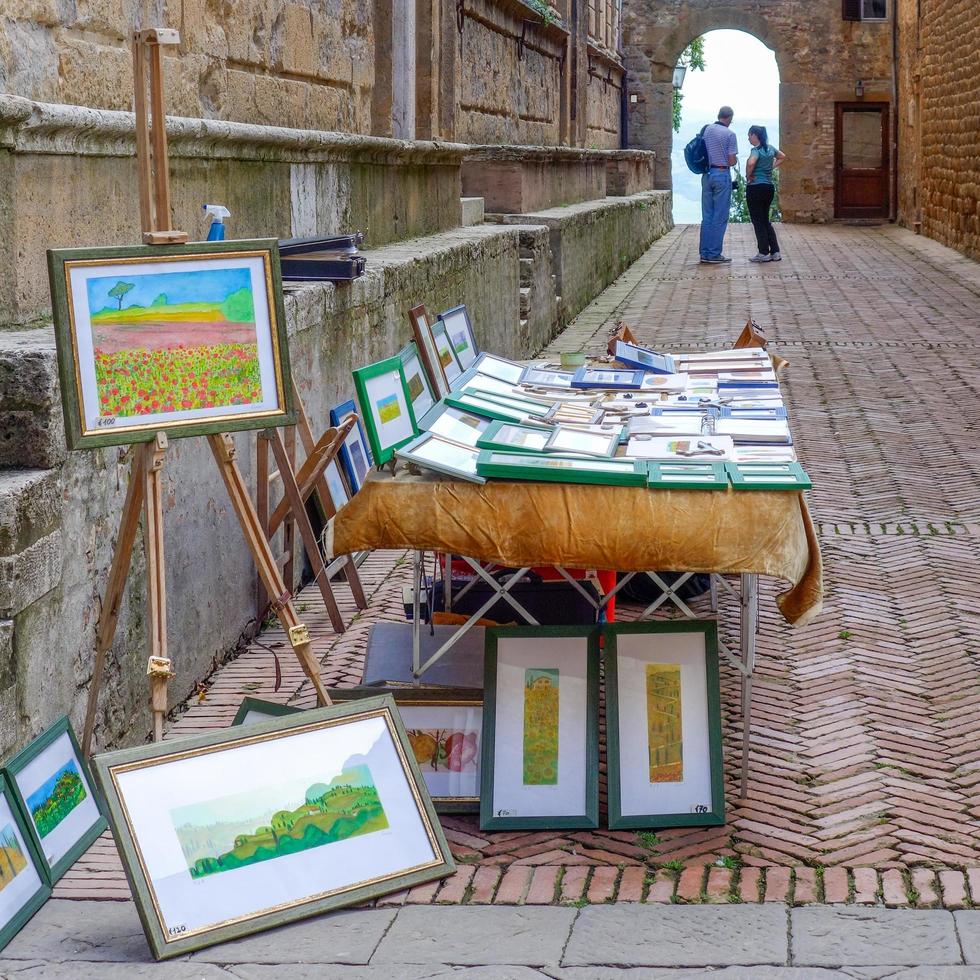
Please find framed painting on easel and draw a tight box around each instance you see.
[47,240,295,450]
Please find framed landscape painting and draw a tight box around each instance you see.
[5,717,107,885]
[397,343,437,421]
[0,774,50,953]
[351,357,419,466]
[93,696,454,959]
[604,622,725,829]
[436,306,479,370]
[481,627,599,831]
[47,239,294,450]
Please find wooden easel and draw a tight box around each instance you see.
[81,28,330,756]
[256,391,367,633]
[734,318,768,349]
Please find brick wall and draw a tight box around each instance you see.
[0,0,375,134]
[897,0,980,260]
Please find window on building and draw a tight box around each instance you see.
[587,0,620,51]
[842,0,889,21]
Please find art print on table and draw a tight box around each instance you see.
[604,622,725,829]
[471,353,526,385]
[437,306,479,370]
[48,241,293,449]
[5,717,107,884]
[93,698,454,959]
[398,343,436,420]
[0,776,49,953]
[426,406,491,447]
[431,321,463,385]
[352,357,419,465]
[481,627,599,831]
[396,433,485,484]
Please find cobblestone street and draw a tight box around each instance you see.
[5,222,980,974]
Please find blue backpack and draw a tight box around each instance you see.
[684,125,709,174]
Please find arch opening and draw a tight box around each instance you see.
[669,30,780,224]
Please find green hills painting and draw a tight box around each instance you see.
[26,760,87,838]
[171,765,389,880]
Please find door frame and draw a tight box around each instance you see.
[834,101,889,219]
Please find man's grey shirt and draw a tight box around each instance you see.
[703,122,738,168]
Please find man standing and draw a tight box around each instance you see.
[699,106,738,264]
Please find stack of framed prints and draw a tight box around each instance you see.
[436,306,480,371]
[0,717,108,952]
[351,357,419,465]
[481,627,599,829]
[93,697,454,959]
[604,623,725,828]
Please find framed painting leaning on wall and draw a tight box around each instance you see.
[47,239,294,450]
[481,626,600,832]
[92,696,454,959]
[604,621,725,829]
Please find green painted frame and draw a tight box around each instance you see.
[351,356,420,466]
[646,460,730,490]
[725,461,812,490]
[476,450,648,487]
[4,715,108,885]
[480,626,600,831]
[603,621,726,829]
[476,420,554,454]
[92,695,455,960]
[444,392,530,423]
[0,773,51,953]
[47,239,295,451]
[230,697,302,726]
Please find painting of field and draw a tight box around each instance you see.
[84,267,262,419]
[171,765,388,880]
[523,668,559,785]
[0,824,28,891]
[26,761,88,838]
[646,663,683,783]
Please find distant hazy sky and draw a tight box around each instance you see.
[671,30,780,223]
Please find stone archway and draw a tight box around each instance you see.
[621,0,895,223]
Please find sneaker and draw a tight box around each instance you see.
[749,253,772,263]
[770,252,782,261]
[702,256,732,264]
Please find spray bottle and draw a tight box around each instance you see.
[203,204,230,241]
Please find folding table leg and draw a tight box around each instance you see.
[412,549,423,679]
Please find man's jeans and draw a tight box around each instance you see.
[699,169,732,259]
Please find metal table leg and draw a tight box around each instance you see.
[739,572,758,799]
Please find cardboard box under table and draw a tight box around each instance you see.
[324,467,823,796]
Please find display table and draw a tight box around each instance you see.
[324,467,823,795]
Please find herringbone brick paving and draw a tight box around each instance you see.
[60,224,980,907]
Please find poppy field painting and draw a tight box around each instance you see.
[49,241,294,449]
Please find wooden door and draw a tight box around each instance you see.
[835,103,889,219]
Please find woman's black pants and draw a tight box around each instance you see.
[747,183,779,255]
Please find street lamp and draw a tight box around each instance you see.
[673,62,687,90]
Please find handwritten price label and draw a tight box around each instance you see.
[690,804,709,814]
[97,416,117,427]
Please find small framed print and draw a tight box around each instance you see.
[431,320,464,386]
[398,342,437,421]
[436,305,479,370]
[93,697,454,959]
[0,774,50,953]
[396,432,485,484]
[451,367,517,398]
[614,341,676,375]
[476,450,648,487]
[351,357,419,465]
[476,420,553,454]
[329,399,373,492]
[5,717,107,884]
[409,305,448,398]
[231,698,302,726]
[604,622,725,829]
[47,239,295,450]
[418,401,493,447]
[460,388,551,418]
[444,392,529,424]
[725,461,812,490]
[571,367,645,390]
[520,367,575,388]
[481,627,599,831]
[543,426,618,458]
[646,460,730,490]
[470,353,526,385]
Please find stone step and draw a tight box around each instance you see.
[519,257,535,287]
[0,329,64,469]
[460,197,485,227]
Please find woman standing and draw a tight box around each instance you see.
[745,125,785,263]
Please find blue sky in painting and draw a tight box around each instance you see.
[26,760,80,811]
[86,267,251,312]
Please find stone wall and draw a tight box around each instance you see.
[621,0,894,222]
[0,0,375,134]
[585,48,624,149]
[896,0,980,260]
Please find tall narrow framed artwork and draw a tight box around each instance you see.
[0,774,50,953]
[351,357,419,466]
[431,319,464,387]
[4,717,107,885]
[604,622,725,829]
[92,697,454,959]
[47,239,295,450]
[397,343,437,421]
[436,305,479,370]
[329,400,373,493]
[408,305,448,398]
[481,627,599,831]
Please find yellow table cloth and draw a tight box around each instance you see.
[324,469,822,626]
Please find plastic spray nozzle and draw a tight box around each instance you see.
[203,204,230,221]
